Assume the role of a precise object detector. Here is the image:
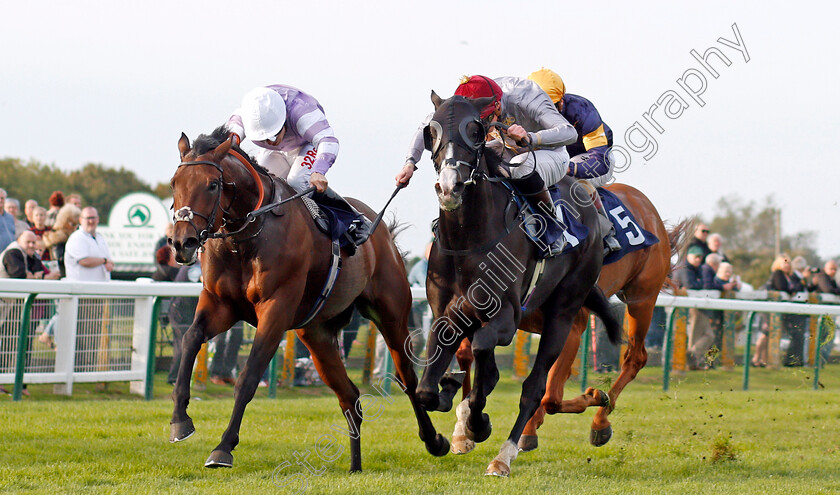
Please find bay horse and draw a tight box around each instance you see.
[453,186,689,452]
[414,93,622,477]
[168,126,448,471]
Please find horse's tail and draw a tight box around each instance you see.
[663,218,695,291]
[584,285,623,345]
[386,216,411,264]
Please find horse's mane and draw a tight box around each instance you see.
[193,125,271,176]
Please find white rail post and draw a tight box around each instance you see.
[130,296,153,396]
[53,296,79,396]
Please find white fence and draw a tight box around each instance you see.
[0,279,201,400]
[1,280,838,401]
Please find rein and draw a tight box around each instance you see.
[433,121,535,257]
[175,148,273,246]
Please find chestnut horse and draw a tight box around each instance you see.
[414,93,622,477]
[168,127,448,471]
[453,186,690,452]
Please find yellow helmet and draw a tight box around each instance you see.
[528,68,565,104]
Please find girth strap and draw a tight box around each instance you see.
[294,239,342,328]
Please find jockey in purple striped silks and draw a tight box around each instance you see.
[227,85,371,246]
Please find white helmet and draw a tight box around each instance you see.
[240,87,286,141]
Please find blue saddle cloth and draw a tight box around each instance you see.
[598,188,659,265]
[314,203,360,249]
[527,186,589,255]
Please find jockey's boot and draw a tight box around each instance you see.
[593,190,621,254]
[528,189,566,258]
[312,187,373,247]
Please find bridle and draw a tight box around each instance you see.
[173,147,270,247]
[429,104,538,256]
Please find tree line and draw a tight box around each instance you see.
[0,158,169,220]
[704,196,824,289]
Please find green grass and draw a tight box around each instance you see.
[2,366,840,494]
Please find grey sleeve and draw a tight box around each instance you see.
[526,95,577,148]
[405,113,434,167]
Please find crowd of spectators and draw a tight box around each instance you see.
[674,223,840,369]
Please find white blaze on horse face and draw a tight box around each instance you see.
[436,143,463,211]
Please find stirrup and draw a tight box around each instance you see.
[604,234,621,255]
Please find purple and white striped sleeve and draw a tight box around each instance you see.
[226,113,246,140]
[292,98,339,175]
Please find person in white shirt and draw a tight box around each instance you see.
[64,207,113,281]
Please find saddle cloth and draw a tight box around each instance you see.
[301,197,358,249]
[598,188,659,265]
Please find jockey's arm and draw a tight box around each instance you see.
[397,113,432,186]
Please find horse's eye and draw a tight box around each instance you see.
[208,181,219,192]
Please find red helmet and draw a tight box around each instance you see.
[454,75,502,119]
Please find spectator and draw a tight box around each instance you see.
[5,198,30,237]
[24,199,38,227]
[45,191,65,229]
[0,231,60,280]
[677,245,714,369]
[407,240,433,355]
[209,326,243,386]
[0,231,61,395]
[685,222,711,260]
[168,260,202,385]
[28,207,50,261]
[711,262,742,292]
[0,189,17,251]
[791,256,817,292]
[67,194,83,209]
[812,260,839,363]
[767,254,807,366]
[64,207,113,281]
[701,253,723,289]
[813,260,840,295]
[706,233,730,263]
[151,246,179,282]
[702,254,734,366]
[42,204,81,278]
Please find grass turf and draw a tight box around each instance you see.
[2,365,839,494]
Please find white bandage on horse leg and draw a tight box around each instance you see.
[485,439,519,477]
[451,398,475,454]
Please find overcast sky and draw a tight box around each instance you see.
[1,0,837,260]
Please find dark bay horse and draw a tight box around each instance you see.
[414,93,622,477]
[454,185,689,452]
[168,127,448,471]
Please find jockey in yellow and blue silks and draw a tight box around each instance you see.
[528,68,620,252]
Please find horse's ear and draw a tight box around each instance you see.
[212,136,233,163]
[431,90,444,109]
[471,96,496,114]
[178,133,191,159]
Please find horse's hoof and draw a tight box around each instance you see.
[597,390,612,410]
[471,414,492,444]
[485,459,510,477]
[169,419,195,443]
[590,425,613,447]
[451,434,476,455]
[518,434,538,452]
[426,433,450,457]
[204,450,233,468]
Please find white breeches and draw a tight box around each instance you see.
[256,144,317,193]
[509,148,569,187]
